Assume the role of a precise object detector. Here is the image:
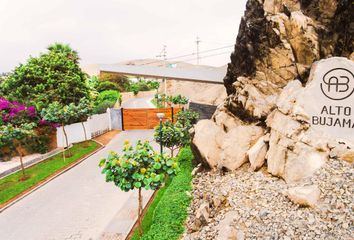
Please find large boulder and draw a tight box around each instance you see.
[220,126,264,171]
[191,120,224,168]
[286,185,321,207]
[247,135,268,171]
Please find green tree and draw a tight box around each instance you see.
[0,124,36,178]
[40,102,77,156]
[74,98,93,141]
[176,109,199,130]
[0,43,90,110]
[96,81,119,92]
[98,72,130,92]
[154,121,189,157]
[99,140,178,237]
[0,98,38,178]
[172,94,189,105]
[147,80,160,91]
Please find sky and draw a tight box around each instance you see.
[0,0,247,72]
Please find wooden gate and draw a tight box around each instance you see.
[122,107,182,130]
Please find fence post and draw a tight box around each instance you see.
[107,108,112,131]
[171,107,174,123]
[121,108,124,131]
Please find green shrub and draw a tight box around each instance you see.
[23,134,50,154]
[93,90,121,114]
[98,72,130,92]
[96,90,121,103]
[96,81,119,92]
[129,80,160,95]
[93,100,115,114]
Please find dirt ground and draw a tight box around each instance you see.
[94,130,121,146]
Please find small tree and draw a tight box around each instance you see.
[74,98,93,141]
[176,109,199,129]
[172,94,189,106]
[99,140,178,237]
[40,102,77,157]
[0,98,38,178]
[154,121,189,157]
[0,124,36,179]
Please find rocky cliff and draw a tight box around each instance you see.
[191,0,353,181]
[185,1,353,239]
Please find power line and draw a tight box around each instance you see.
[140,44,234,66]
[154,51,232,67]
[156,45,167,61]
[195,36,201,65]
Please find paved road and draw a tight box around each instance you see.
[0,130,155,240]
[121,96,155,108]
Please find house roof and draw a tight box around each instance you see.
[99,64,226,84]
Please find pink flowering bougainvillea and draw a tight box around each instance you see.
[0,97,57,177]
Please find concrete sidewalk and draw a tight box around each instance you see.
[0,130,155,240]
[121,95,155,108]
[0,148,63,179]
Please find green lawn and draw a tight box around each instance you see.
[132,147,194,240]
[0,141,99,205]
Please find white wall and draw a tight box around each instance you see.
[56,122,91,147]
[56,112,111,147]
[87,112,110,138]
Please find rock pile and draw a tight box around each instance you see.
[183,159,353,240]
[190,0,354,182]
[187,0,353,239]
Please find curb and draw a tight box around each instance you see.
[0,147,64,179]
[0,143,105,213]
[125,190,158,240]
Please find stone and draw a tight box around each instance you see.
[328,140,354,163]
[339,151,354,163]
[297,57,354,142]
[220,126,264,171]
[247,136,268,171]
[239,83,276,118]
[283,142,327,183]
[213,107,242,132]
[276,80,303,116]
[266,129,288,177]
[266,110,303,138]
[215,211,238,240]
[195,202,210,226]
[286,185,321,207]
[285,11,319,66]
[191,120,224,168]
[266,129,327,182]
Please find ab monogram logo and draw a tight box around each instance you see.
[320,68,354,101]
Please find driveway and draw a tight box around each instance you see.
[0,130,155,240]
[121,96,155,108]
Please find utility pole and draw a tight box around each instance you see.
[156,45,168,95]
[156,45,167,62]
[195,36,201,65]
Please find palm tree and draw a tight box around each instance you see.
[47,43,79,63]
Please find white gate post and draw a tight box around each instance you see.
[107,108,112,131]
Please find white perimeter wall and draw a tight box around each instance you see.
[56,112,111,147]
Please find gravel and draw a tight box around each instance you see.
[183,159,353,240]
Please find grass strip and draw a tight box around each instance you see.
[132,147,194,240]
[0,141,98,205]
